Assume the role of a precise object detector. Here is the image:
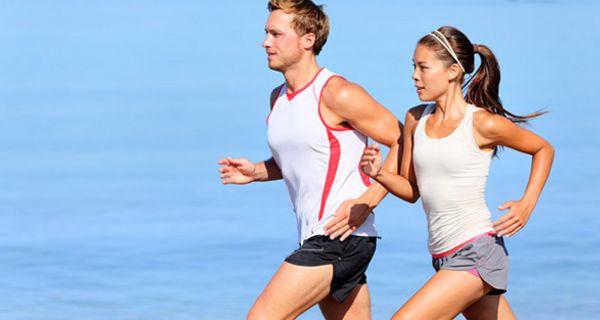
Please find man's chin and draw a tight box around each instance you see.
[267,62,284,72]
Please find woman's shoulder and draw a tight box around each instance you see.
[408,104,430,117]
[406,104,430,124]
[471,105,514,136]
[401,104,429,136]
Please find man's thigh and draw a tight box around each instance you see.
[247,262,333,320]
[319,283,371,320]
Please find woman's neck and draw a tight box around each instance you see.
[434,86,468,119]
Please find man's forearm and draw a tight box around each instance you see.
[253,157,283,182]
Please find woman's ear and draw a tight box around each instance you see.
[447,64,463,82]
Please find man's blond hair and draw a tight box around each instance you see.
[268,0,329,55]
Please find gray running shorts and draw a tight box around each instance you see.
[432,235,509,295]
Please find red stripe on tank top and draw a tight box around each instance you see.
[266,84,285,125]
[318,129,340,221]
[317,75,353,132]
[286,68,324,101]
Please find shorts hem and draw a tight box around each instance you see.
[284,235,376,303]
[439,266,507,295]
[284,256,332,267]
[476,266,507,295]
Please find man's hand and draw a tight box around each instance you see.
[218,157,256,184]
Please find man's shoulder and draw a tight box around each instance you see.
[269,84,285,109]
[321,77,367,109]
[270,83,285,96]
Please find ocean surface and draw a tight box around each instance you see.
[1,1,599,319]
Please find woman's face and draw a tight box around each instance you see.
[412,44,452,102]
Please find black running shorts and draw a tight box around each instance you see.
[285,235,377,303]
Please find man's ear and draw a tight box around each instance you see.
[301,33,316,51]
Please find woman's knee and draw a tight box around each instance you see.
[246,302,270,320]
[391,308,421,320]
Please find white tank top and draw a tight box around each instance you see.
[413,104,495,255]
[267,68,377,244]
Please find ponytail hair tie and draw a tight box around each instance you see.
[473,43,480,54]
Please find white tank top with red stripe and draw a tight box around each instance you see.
[267,68,377,244]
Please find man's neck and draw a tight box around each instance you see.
[282,58,321,93]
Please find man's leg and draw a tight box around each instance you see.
[247,261,333,320]
[318,283,371,320]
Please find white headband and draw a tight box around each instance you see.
[429,30,466,73]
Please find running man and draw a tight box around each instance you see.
[219,1,401,319]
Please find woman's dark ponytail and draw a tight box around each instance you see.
[419,26,545,124]
[466,44,544,124]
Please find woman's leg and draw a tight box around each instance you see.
[462,294,516,320]
[391,270,491,320]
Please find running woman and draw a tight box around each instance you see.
[359,26,554,319]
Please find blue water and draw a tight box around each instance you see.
[1,1,599,319]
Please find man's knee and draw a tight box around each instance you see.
[247,298,292,320]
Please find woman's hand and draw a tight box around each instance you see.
[360,143,382,178]
[493,200,534,237]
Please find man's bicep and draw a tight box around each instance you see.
[351,107,401,147]
[324,82,400,146]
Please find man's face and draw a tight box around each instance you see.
[262,10,304,71]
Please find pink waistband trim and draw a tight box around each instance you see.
[431,231,496,259]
